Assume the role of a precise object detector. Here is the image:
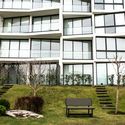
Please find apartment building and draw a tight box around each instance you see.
[0,0,125,85]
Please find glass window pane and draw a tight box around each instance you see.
[10,40,19,57]
[107,38,116,50]
[82,0,90,12]
[33,18,41,32]
[83,18,92,34]
[13,0,21,8]
[42,0,51,8]
[64,20,72,35]
[107,63,117,85]
[51,41,60,57]
[31,40,40,57]
[107,52,116,59]
[4,19,12,32]
[95,4,104,10]
[73,19,82,34]
[83,42,91,59]
[73,0,81,12]
[97,52,106,59]
[22,0,30,9]
[0,40,9,57]
[64,41,72,59]
[114,5,123,10]
[4,0,12,8]
[106,27,115,33]
[74,65,82,85]
[115,13,125,25]
[20,40,29,57]
[117,38,125,50]
[74,42,82,59]
[12,18,20,32]
[33,0,42,9]
[52,0,60,7]
[41,40,50,58]
[63,0,72,11]
[95,15,104,26]
[95,0,103,3]
[116,26,125,33]
[21,17,29,32]
[105,14,114,26]
[95,28,105,34]
[51,16,59,30]
[97,63,107,85]
[105,4,113,10]
[42,17,50,31]
[105,0,113,3]
[83,64,93,85]
[114,0,123,3]
[64,65,73,85]
[96,38,105,50]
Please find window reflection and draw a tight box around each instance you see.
[64,64,93,85]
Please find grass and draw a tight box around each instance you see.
[0,85,125,125]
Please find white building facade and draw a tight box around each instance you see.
[0,0,125,85]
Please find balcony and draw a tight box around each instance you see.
[63,51,92,60]
[63,4,91,12]
[64,26,92,36]
[0,50,60,58]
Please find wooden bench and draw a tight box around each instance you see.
[65,98,95,117]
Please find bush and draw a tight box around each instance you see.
[0,105,6,115]
[0,99,10,110]
[14,96,44,113]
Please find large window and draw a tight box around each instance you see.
[32,0,60,9]
[63,0,91,12]
[0,40,29,58]
[95,13,125,34]
[64,17,92,35]
[33,15,59,32]
[96,37,125,59]
[63,40,92,60]
[31,39,60,58]
[31,63,59,85]
[0,0,30,9]
[96,63,124,85]
[94,0,124,10]
[63,64,93,85]
[0,63,28,84]
[3,17,30,33]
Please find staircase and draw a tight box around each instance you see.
[0,84,13,97]
[96,86,115,110]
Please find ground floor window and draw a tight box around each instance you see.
[96,63,125,85]
[63,64,93,85]
[0,63,60,85]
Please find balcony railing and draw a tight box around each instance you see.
[0,23,59,33]
[0,1,60,9]
[63,4,91,12]
[63,51,92,59]
[0,50,60,58]
[64,26,92,35]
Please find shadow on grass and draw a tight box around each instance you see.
[66,114,98,119]
[108,111,125,115]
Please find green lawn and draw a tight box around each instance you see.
[1,85,125,125]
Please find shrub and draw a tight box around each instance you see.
[14,96,44,113]
[0,105,6,115]
[0,99,10,110]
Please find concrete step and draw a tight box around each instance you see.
[99,98,112,101]
[100,102,113,104]
[96,92,108,94]
[97,95,110,98]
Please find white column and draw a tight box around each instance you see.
[29,15,32,32]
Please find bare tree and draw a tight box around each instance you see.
[18,61,47,96]
[110,56,125,114]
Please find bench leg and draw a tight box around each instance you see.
[66,108,69,117]
[90,110,93,117]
